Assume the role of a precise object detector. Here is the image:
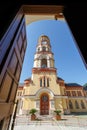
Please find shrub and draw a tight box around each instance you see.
[29,108,37,115]
[54,110,61,115]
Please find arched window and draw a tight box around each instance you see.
[66,91,71,96]
[72,91,76,96]
[41,59,47,68]
[40,79,42,87]
[38,47,40,52]
[44,76,45,87]
[77,91,82,96]
[42,46,46,51]
[75,100,79,109]
[81,100,85,109]
[47,78,49,87]
[39,76,50,87]
[69,100,73,109]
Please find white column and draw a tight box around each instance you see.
[39,60,41,67]
[19,99,23,115]
[47,59,50,68]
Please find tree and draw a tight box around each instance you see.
[83,83,87,87]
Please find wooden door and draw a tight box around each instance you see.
[40,93,49,115]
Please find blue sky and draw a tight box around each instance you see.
[19,19,87,86]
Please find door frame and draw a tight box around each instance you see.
[40,93,49,115]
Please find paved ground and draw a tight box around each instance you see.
[12,114,87,130]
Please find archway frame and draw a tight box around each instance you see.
[1,4,85,130]
[22,5,64,25]
[0,5,64,129]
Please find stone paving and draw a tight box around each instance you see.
[13,114,87,130]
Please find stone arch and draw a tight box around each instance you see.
[36,87,54,98]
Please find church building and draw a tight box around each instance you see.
[17,35,87,115]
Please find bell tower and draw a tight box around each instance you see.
[20,35,69,116]
[31,35,57,115]
[33,35,55,69]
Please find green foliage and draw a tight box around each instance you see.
[54,109,61,115]
[29,108,37,115]
[83,83,87,87]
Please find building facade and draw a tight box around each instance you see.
[17,35,87,115]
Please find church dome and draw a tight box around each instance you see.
[38,35,50,44]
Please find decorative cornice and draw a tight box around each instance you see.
[18,87,24,90]
[32,68,57,74]
[35,51,54,55]
[24,78,33,86]
[54,95,68,98]
[65,86,82,90]
[68,96,86,99]
[22,95,68,99]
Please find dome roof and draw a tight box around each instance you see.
[38,35,50,44]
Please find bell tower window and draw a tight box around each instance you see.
[42,41,47,44]
[41,59,47,68]
[38,47,40,52]
[42,46,46,51]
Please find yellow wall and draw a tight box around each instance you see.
[17,73,87,114]
[68,98,87,112]
[24,73,62,95]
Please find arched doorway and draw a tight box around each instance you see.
[40,93,49,115]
